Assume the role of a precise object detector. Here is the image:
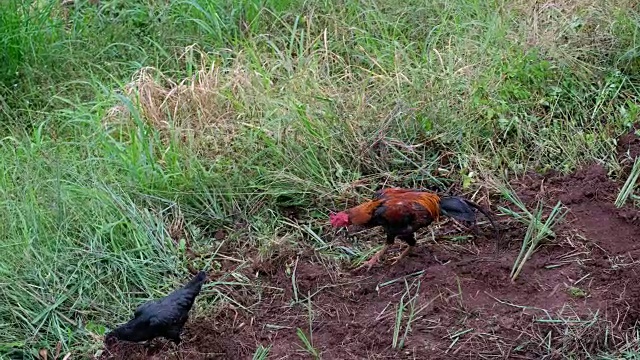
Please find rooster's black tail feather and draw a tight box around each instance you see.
[440,196,499,241]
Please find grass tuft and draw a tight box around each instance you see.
[495,182,568,282]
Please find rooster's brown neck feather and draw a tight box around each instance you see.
[345,200,382,225]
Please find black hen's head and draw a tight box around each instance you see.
[104,321,138,345]
[191,271,207,285]
[104,328,121,347]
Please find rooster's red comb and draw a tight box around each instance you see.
[329,211,349,227]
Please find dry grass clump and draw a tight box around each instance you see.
[103,48,265,158]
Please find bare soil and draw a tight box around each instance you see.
[98,132,640,359]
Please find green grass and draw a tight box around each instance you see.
[295,292,320,358]
[495,182,568,282]
[1,0,640,357]
[616,156,640,207]
[391,278,429,350]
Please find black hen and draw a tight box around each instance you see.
[105,271,207,345]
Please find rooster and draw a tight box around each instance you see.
[105,271,207,346]
[329,188,498,271]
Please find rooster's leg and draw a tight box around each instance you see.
[355,244,390,271]
[355,233,400,271]
[391,245,413,265]
[391,233,417,266]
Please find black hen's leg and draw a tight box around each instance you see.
[142,340,154,351]
[391,233,417,265]
[355,233,395,272]
[470,221,482,237]
[166,327,182,345]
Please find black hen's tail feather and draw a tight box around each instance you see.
[187,271,207,287]
[440,196,499,240]
[181,271,207,298]
[167,271,208,306]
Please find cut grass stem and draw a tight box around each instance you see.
[615,157,640,208]
[497,183,568,282]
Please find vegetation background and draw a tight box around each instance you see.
[1,0,639,358]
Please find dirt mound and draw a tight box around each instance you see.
[99,142,640,359]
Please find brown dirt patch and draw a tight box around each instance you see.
[98,140,640,359]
